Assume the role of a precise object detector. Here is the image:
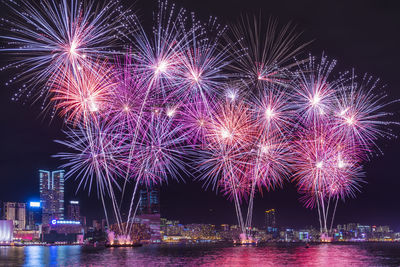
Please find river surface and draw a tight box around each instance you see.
[1,242,400,266]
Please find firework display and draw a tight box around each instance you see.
[1,0,398,243]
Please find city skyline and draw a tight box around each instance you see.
[0,168,398,231]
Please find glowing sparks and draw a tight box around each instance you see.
[69,40,78,57]
[316,161,323,169]
[155,60,168,74]
[166,107,177,117]
[191,71,201,83]
[265,107,275,119]
[311,93,321,107]
[220,129,232,140]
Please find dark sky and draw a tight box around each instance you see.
[0,0,399,230]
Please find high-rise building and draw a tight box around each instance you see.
[139,185,160,214]
[3,202,26,229]
[67,201,80,221]
[137,185,161,242]
[265,209,276,230]
[40,170,65,225]
[27,201,42,230]
[2,202,15,222]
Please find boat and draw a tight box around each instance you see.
[233,239,258,246]
[105,243,142,248]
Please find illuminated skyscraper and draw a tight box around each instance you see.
[139,185,160,215]
[40,170,65,225]
[27,202,42,230]
[265,209,276,230]
[67,201,80,221]
[137,185,161,242]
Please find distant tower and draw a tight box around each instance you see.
[265,209,276,231]
[137,184,161,243]
[27,202,42,230]
[40,170,65,225]
[3,202,26,229]
[67,201,80,221]
[139,185,160,214]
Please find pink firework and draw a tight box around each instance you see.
[105,54,152,133]
[251,85,295,135]
[51,60,115,124]
[126,113,188,186]
[179,96,215,146]
[54,119,126,196]
[132,1,189,97]
[332,73,399,155]
[172,15,230,102]
[291,54,342,125]
[206,99,256,148]
[250,129,292,191]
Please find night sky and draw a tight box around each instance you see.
[0,0,399,230]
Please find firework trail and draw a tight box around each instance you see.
[54,118,127,229]
[131,0,190,97]
[117,1,192,200]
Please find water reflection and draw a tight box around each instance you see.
[0,243,399,266]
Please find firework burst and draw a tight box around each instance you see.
[1,0,133,104]
[332,73,399,155]
[227,16,308,90]
[51,59,115,124]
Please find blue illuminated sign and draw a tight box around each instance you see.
[29,202,41,208]
[51,220,80,225]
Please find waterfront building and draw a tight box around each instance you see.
[42,219,83,243]
[13,230,40,242]
[283,228,295,242]
[161,219,184,236]
[40,170,65,225]
[376,225,391,233]
[67,201,80,221]
[298,230,310,241]
[135,214,162,243]
[184,224,217,240]
[221,224,230,231]
[92,220,101,231]
[2,202,26,229]
[346,223,357,232]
